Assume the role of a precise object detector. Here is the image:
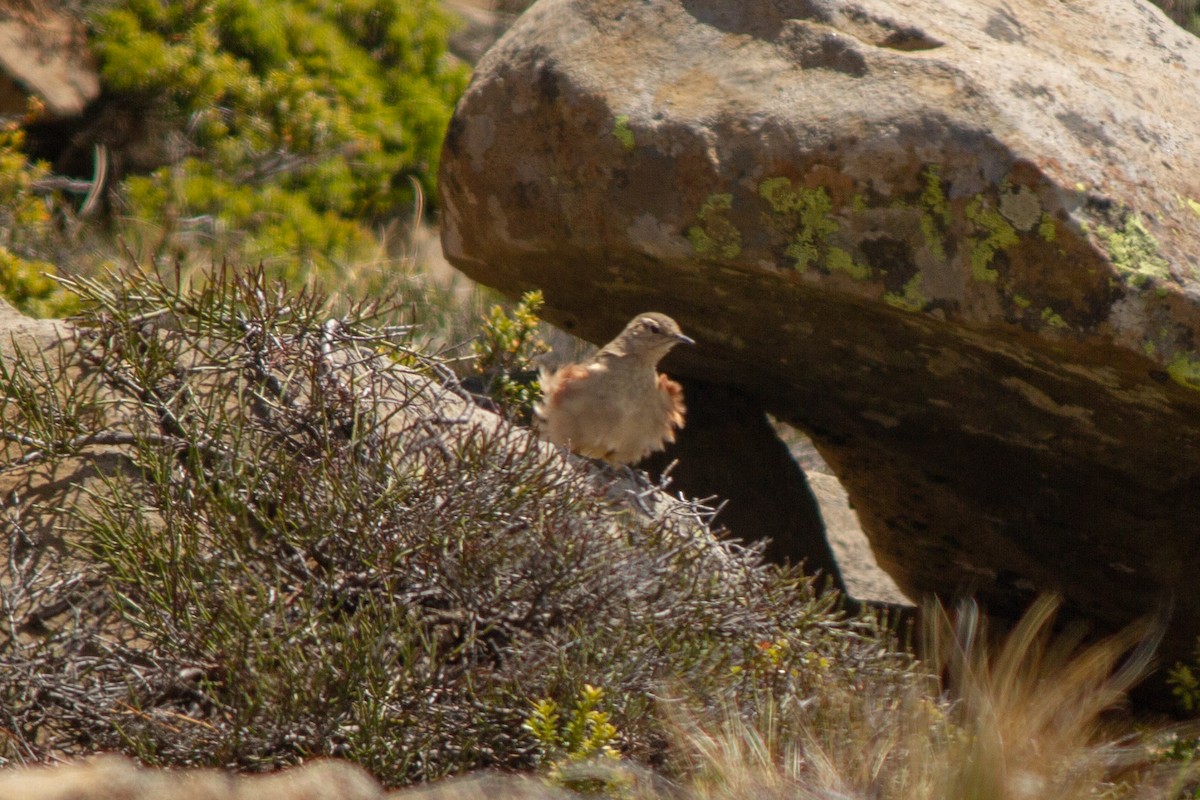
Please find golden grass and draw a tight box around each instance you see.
[654,597,1196,800]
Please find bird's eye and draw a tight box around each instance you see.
[645,321,661,334]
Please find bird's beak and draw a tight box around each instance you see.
[676,333,695,345]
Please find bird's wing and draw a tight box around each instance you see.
[533,362,592,425]
[656,373,687,431]
[543,363,592,403]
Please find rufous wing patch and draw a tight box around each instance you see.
[656,373,686,444]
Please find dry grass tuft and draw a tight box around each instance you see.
[653,596,1195,800]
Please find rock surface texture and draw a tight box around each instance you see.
[0,6,99,119]
[438,0,1200,670]
[0,756,563,800]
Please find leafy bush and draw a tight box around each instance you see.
[471,290,549,413]
[90,0,468,277]
[525,685,625,795]
[0,125,80,317]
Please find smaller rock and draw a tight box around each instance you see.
[0,755,384,800]
[0,5,100,119]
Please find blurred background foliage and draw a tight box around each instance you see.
[1,0,468,299]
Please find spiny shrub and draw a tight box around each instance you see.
[0,262,910,785]
[90,0,468,279]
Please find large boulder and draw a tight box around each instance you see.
[438,0,1200,672]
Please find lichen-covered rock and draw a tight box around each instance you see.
[438,0,1200,671]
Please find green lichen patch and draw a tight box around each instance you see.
[1037,212,1057,243]
[1167,352,1200,390]
[918,165,950,262]
[687,193,742,260]
[758,178,842,272]
[612,115,635,151]
[1040,307,1068,329]
[965,197,1019,284]
[827,247,872,280]
[884,273,927,311]
[1181,196,1200,218]
[1091,213,1170,288]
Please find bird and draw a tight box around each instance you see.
[534,312,694,464]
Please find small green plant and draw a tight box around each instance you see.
[0,124,80,317]
[525,685,625,795]
[470,289,548,413]
[1170,638,1200,714]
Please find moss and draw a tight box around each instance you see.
[1012,294,1031,309]
[612,115,635,151]
[758,178,838,271]
[1182,196,1200,218]
[1092,213,1170,288]
[687,194,742,260]
[884,273,926,311]
[827,247,871,280]
[965,197,1019,284]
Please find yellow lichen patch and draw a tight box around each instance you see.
[965,197,1019,284]
[758,178,839,271]
[1091,213,1169,288]
[1037,212,1056,243]
[827,246,871,279]
[918,165,950,261]
[1167,352,1200,391]
[1040,307,1068,329]
[687,193,742,260]
[612,115,635,151]
[884,273,927,311]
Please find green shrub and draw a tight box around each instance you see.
[0,125,80,317]
[525,685,626,795]
[471,290,549,413]
[91,0,468,276]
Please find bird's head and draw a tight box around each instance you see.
[605,312,694,363]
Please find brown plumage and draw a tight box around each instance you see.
[534,312,693,464]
